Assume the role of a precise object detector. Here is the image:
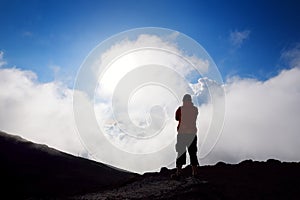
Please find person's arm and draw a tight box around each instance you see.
[195,107,198,120]
[175,107,181,121]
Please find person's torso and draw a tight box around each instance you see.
[177,104,198,134]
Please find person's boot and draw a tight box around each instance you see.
[176,166,182,176]
[171,166,182,180]
[192,165,198,177]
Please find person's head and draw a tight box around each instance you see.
[182,94,192,102]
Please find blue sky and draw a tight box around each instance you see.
[1,0,299,83]
[1,0,300,172]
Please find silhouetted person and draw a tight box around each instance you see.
[174,94,199,177]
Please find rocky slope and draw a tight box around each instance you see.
[0,131,135,199]
[74,159,300,200]
[1,130,300,199]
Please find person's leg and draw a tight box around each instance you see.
[188,135,199,176]
[176,151,186,175]
[175,134,186,176]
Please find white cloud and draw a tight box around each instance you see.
[202,66,300,164]
[0,51,7,67]
[3,64,299,171]
[229,29,250,48]
[0,34,214,173]
[1,34,300,174]
[92,34,212,156]
[49,64,66,82]
[50,64,61,76]
[281,43,300,68]
[0,67,86,156]
[87,34,211,172]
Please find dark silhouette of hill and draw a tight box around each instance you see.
[1,130,300,199]
[0,131,135,199]
[75,160,300,200]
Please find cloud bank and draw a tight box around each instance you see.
[0,67,86,157]
[1,40,300,172]
[73,32,219,173]
[203,66,300,164]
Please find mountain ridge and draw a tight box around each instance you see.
[1,130,300,199]
[0,130,135,199]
